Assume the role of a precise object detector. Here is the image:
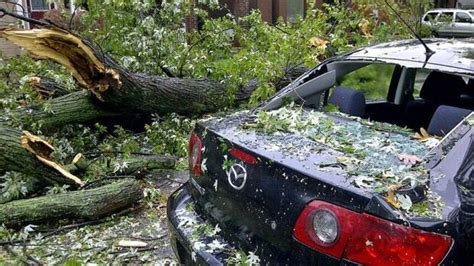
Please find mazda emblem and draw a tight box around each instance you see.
[226,163,247,190]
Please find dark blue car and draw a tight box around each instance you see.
[167,39,474,265]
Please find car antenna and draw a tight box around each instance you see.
[382,0,435,59]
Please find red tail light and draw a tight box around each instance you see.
[293,200,452,265]
[229,147,257,165]
[343,213,452,265]
[188,133,202,176]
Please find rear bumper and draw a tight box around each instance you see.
[167,184,354,265]
[167,184,241,265]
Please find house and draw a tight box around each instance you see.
[0,0,76,57]
[187,0,458,31]
[187,0,321,30]
[0,1,27,57]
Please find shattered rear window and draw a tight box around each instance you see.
[243,106,435,192]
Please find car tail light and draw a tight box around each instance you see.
[293,200,452,265]
[229,147,257,164]
[343,213,452,266]
[294,201,360,258]
[188,133,202,176]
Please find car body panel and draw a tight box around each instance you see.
[168,38,474,264]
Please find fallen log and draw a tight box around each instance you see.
[0,28,229,116]
[0,127,83,186]
[0,179,142,227]
[122,154,177,173]
[67,153,176,175]
[26,90,120,129]
[0,28,308,117]
[1,90,120,130]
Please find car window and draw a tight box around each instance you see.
[456,12,472,23]
[424,12,439,22]
[414,69,431,98]
[438,12,454,23]
[338,64,395,102]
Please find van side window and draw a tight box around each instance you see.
[438,12,454,23]
[424,12,439,22]
[456,12,472,23]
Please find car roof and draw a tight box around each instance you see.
[427,8,465,12]
[344,39,474,75]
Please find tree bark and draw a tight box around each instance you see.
[0,90,120,130]
[27,90,120,129]
[0,28,308,117]
[67,154,177,175]
[0,179,142,227]
[0,126,83,186]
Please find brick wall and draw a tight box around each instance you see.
[257,0,273,22]
[232,0,250,17]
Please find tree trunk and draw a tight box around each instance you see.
[0,28,229,116]
[0,179,142,227]
[0,28,308,117]
[0,126,83,186]
[67,154,176,176]
[26,90,120,129]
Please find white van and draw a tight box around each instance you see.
[422,8,474,37]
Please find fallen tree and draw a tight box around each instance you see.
[24,90,120,129]
[0,20,305,230]
[0,127,83,186]
[0,179,142,227]
[0,28,230,116]
[0,27,307,118]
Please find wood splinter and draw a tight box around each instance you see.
[20,131,84,186]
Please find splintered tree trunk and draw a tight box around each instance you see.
[0,28,229,116]
[0,28,308,117]
[0,127,83,186]
[0,179,142,227]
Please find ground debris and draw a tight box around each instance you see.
[0,173,185,264]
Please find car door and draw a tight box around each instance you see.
[454,11,474,37]
[436,11,455,37]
